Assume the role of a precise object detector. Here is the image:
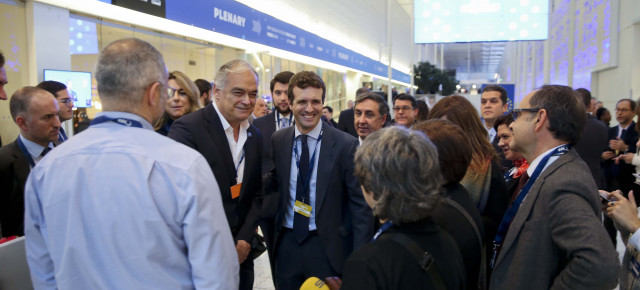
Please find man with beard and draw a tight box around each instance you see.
[253,71,295,285]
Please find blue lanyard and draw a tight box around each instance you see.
[234,151,245,184]
[491,144,571,268]
[276,111,293,130]
[293,124,324,191]
[16,137,36,167]
[90,116,143,128]
[373,221,394,241]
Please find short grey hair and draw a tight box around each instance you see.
[95,38,167,108]
[9,86,51,122]
[354,126,443,224]
[213,59,258,91]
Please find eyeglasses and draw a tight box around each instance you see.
[511,108,540,120]
[58,98,74,105]
[393,106,414,112]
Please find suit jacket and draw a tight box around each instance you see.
[490,150,619,289]
[340,219,465,290]
[266,124,373,274]
[603,122,639,192]
[168,105,263,243]
[0,140,31,237]
[337,108,357,138]
[575,114,608,189]
[253,111,278,175]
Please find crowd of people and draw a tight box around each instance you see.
[0,37,637,289]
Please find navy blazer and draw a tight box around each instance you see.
[0,140,31,237]
[168,104,263,243]
[603,121,639,192]
[337,108,357,137]
[253,111,278,175]
[575,115,608,189]
[266,124,373,274]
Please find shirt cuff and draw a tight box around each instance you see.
[630,228,640,249]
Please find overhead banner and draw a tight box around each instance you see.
[103,0,411,84]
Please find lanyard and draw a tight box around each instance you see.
[16,137,37,167]
[90,116,143,128]
[373,221,394,241]
[491,144,571,268]
[293,124,324,191]
[276,111,293,130]
[234,150,245,184]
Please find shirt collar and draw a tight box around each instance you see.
[359,136,364,145]
[213,101,250,132]
[19,134,52,158]
[294,120,323,140]
[96,111,154,130]
[526,144,565,176]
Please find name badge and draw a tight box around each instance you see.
[294,200,312,218]
[230,183,242,199]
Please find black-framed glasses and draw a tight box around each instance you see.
[511,108,540,120]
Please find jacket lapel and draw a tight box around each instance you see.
[204,106,236,187]
[495,150,577,267]
[315,128,337,214]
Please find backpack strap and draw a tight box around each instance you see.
[380,233,446,290]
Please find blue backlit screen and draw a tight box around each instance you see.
[43,70,93,108]
[414,0,549,43]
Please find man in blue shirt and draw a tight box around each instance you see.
[23,38,238,289]
[0,86,60,238]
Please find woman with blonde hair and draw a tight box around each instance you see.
[155,71,202,135]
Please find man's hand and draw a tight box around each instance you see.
[236,240,251,264]
[606,190,640,234]
[609,138,628,152]
[615,153,635,164]
[602,151,616,160]
[325,277,342,290]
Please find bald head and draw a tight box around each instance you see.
[95,38,167,111]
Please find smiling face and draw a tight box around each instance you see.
[497,123,523,161]
[214,69,258,126]
[165,78,191,120]
[291,86,323,134]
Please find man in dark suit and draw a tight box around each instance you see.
[168,60,262,290]
[337,87,369,137]
[252,71,294,285]
[602,99,639,196]
[0,87,61,237]
[37,81,75,142]
[574,88,608,190]
[481,85,512,171]
[266,71,373,289]
[490,85,618,289]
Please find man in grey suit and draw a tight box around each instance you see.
[265,71,373,289]
[490,85,618,289]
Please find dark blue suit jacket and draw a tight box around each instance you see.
[168,104,263,243]
[253,111,278,175]
[266,124,373,274]
[603,121,639,192]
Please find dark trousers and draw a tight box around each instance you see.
[275,229,337,290]
[239,252,254,290]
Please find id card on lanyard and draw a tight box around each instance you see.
[231,151,245,199]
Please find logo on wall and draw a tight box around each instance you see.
[112,0,166,18]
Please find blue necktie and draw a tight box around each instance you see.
[293,135,310,243]
[58,127,68,142]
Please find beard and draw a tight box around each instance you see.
[276,104,291,115]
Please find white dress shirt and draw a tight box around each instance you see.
[214,102,249,183]
[24,111,239,290]
[284,121,323,231]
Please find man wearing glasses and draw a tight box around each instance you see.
[392,93,418,128]
[490,85,618,289]
[37,81,74,142]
